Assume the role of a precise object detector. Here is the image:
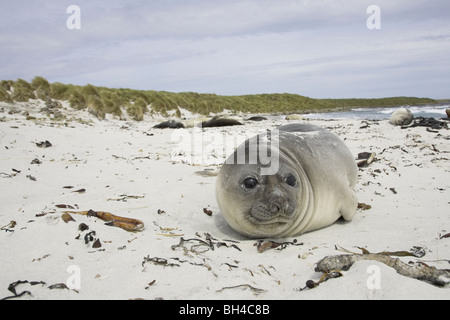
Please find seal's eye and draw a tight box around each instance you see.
[285,174,297,187]
[243,177,258,189]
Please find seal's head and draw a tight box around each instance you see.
[216,137,309,238]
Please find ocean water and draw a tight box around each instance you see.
[303,104,450,120]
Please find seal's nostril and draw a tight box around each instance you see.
[270,201,281,214]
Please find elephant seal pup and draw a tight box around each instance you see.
[389,108,413,125]
[153,119,185,129]
[216,123,358,238]
[246,116,268,121]
[201,116,243,128]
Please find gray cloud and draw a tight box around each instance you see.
[0,0,449,98]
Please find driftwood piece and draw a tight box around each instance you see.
[315,253,450,287]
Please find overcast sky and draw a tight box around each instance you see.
[1,0,449,98]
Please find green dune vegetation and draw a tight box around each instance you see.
[0,76,437,120]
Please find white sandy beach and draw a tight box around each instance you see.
[0,100,449,300]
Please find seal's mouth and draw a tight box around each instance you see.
[247,215,292,227]
[241,215,292,238]
[255,217,290,225]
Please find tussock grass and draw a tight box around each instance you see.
[49,82,72,100]
[31,76,50,92]
[126,97,147,121]
[322,97,436,109]
[69,87,87,110]
[1,76,437,120]
[100,91,124,117]
[10,79,36,102]
[0,86,12,103]
[1,80,13,91]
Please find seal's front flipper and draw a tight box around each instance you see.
[339,187,358,221]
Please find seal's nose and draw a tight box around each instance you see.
[265,176,288,216]
[270,200,281,214]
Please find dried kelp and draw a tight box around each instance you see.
[440,232,450,239]
[298,270,343,291]
[0,172,14,178]
[55,204,77,209]
[30,158,42,164]
[47,283,70,290]
[63,209,144,232]
[1,280,79,300]
[142,256,214,274]
[171,233,241,254]
[314,247,450,287]
[216,242,242,251]
[216,284,267,296]
[6,280,46,298]
[71,188,86,194]
[1,168,21,178]
[78,230,102,249]
[61,212,76,223]
[142,256,181,268]
[35,140,52,148]
[402,117,448,131]
[32,254,50,262]
[357,202,372,210]
[107,194,145,202]
[255,239,303,253]
[145,280,156,289]
[92,238,102,248]
[1,220,16,232]
[83,230,96,244]
[171,237,215,254]
[78,223,89,231]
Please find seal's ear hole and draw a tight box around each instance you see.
[243,177,258,189]
[285,174,297,187]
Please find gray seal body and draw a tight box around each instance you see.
[216,123,358,238]
[389,108,413,125]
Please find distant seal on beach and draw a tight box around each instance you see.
[216,123,358,238]
[181,117,210,128]
[246,116,268,121]
[285,114,304,121]
[201,116,243,128]
[153,119,185,129]
[389,108,413,125]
